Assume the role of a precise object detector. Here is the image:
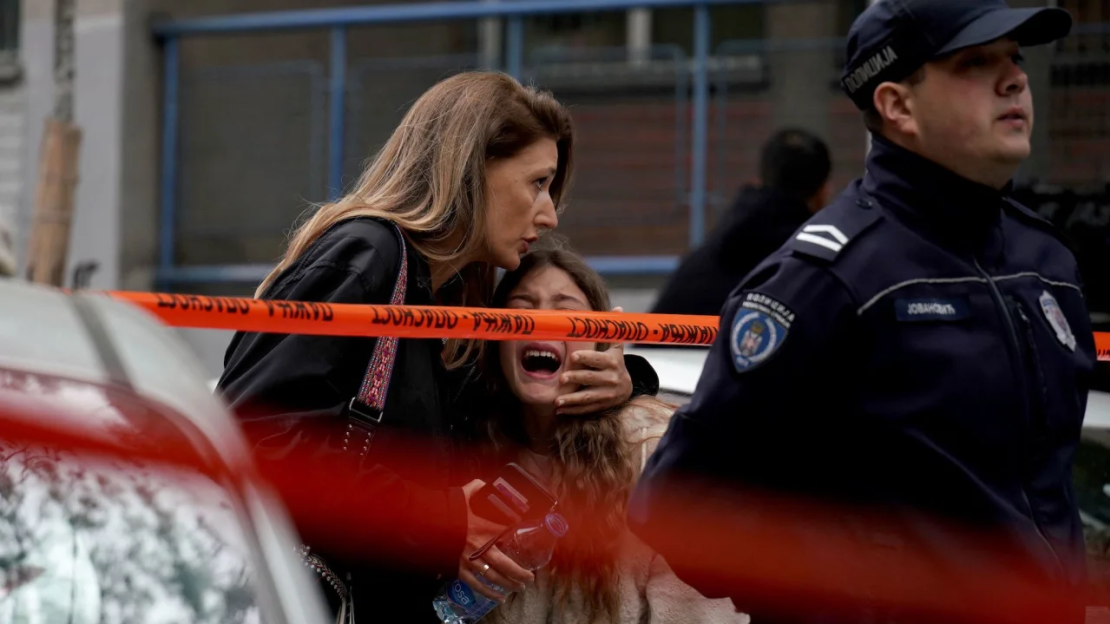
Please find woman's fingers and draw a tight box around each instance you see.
[569,349,622,370]
[560,369,615,388]
[557,389,623,415]
[458,564,507,602]
[482,545,533,590]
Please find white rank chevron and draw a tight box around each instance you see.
[795,224,849,253]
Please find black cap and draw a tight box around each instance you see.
[841,0,1072,111]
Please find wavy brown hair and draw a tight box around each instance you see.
[479,244,672,621]
[256,71,575,369]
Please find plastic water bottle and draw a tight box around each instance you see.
[432,512,569,624]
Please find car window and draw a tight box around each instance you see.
[1076,438,1110,527]
[0,444,267,624]
[1074,435,1110,608]
[0,370,269,624]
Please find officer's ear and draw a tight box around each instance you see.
[872,81,918,139]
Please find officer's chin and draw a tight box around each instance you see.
[993,131,1031,158]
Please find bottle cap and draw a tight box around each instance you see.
[544,512,569,538]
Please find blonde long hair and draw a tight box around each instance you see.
[479,246,675,621]
[256,71,575,369]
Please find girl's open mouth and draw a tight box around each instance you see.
[520,343,563,379]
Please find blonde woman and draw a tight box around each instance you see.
[216,72,635,623]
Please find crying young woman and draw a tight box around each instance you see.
[457,246,749,624]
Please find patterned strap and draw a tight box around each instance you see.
[343,222,408,457]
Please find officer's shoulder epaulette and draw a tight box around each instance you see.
[1002,198,1081,256]
[786,197,882,264]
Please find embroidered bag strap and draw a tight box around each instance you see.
[342,222,408,458]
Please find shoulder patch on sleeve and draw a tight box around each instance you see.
[787,201,881,263]
[730,292,795,373]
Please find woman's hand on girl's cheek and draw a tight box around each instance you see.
[555,308,633,415]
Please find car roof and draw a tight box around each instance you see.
[0,279,249,460]
[628,346,1110,430]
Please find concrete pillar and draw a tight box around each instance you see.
[118,0,163,293]
[21,0,126,290]
[478,0,502,70]
[764,0,837,138]
[627,8,652,66]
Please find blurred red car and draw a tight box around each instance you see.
[0,280,330,624]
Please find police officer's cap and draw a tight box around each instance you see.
[842,0,1072,111]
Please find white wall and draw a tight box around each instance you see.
[20,0,125,290]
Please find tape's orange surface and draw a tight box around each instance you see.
[94,291,1110,355]
[101,291,721,345]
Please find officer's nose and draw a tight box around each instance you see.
[999,60,1028,97]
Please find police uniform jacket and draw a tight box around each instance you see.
[628,135,1098,623]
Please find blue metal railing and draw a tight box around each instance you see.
[689,4,711,246]
[152,0,779,290]
[151,0,773,36]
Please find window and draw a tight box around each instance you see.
[0,0,19,82]
[651,4,765,56]
[521,12,626,58]
[0,0,16,53]
[1075,434,1110,606]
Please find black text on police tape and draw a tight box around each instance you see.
[370,307,462,330]
[567,318,651,342]
[155,293,254,316]
[262,300,335,322]
[659,323,717,345]
[469,311,536,336]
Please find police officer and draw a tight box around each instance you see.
[628,1,1097,622]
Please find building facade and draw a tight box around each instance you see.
[5,0,1106,373]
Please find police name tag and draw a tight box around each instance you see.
[894,297,971,322]
[731,292,794,372]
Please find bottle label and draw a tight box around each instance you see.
[447,579,477,608]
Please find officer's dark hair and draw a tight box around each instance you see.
[863,67,927,135]
[759,128,832,202]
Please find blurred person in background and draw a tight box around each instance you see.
[216,71,638,623]
[630,2,1097,623]
[650,128,832,318]
[463,244,746,624]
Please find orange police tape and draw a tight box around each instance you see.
[100,290,1110,357]
[97,290,720,345]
